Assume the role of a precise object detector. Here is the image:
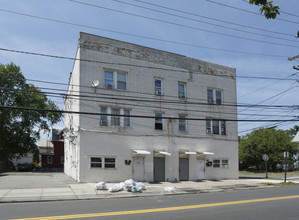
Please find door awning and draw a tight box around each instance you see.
[202,152,214,155]
[133,150,151,155]
[159,151,171,156]
[292,131,299,142]
[185,151,197,155]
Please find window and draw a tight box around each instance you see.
[105,158,116,168]
[213,159,220,168]
[91,157,102,168]
[207,88,222,104]
[111,108,120,126]
[90,157,116,169]
[104,70,127,90]
[47,156,53,164]
[124,109,130,127]
[100,107,108,126]
[179,114,187,131]
[206,119,226,135]
[154,79,163,95]
[61,156,64,164]
[117,72,126,90]
[213,159,229,168]
[178,83,186,98]
[155,113,163,130]
[100,106,131,128]
[104,71,114,88]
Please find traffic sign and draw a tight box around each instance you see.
[262,154,269,161]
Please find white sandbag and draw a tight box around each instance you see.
[94,182,107,190]
[109,183,124,192]
[164,187,176,192]
[135,182,146,190]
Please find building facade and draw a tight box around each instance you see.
[64,32,238,183]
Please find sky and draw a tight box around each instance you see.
[0,0,298,137]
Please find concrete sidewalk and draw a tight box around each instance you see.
[0,178,290,203]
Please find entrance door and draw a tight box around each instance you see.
[133,157,144,181]
[154,157,165,182]
[179,158,189,181]
[197,159,205,180]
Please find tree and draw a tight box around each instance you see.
[249,0,280,19]
[239,128,298,171]
[0,63,62,162]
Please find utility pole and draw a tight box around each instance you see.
[284,151,289,183]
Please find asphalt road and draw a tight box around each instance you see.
[1,186,299,220]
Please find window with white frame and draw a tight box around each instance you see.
[154,79,163,95]
[47,156,53,164]
[111,108,120,126]
[100,106,108,126]
[124,109,130,127]
[90,157,116,169]
[213,159,229,168]
[206,118,226,135]
[104,70,127,90]
[104,71,114,88]
[179,114,187,131]
[178,83,186,99]
[100,106,131,128]
[155,113,163,130]
[207,88,222,104]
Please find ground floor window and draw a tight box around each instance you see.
[213,159,229,168]
[47,156,53,164]
[90,156,116,169]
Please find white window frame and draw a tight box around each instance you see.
[179,114,187,132]
[104,70,127,91]
[111,108,121,126]
[213,159,229,168]
[206,118,226,135]
[154,78,163,95]
[155,112,164,130]
[178,82,186,99]
[90,156,116,169]
[100,106,131,128]
[207,88,223,105]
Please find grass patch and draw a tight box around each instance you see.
[239,170,299,177]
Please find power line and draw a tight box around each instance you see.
[0,8,289,58]
[136,0,293,37]
[205,0,299,25]
[111,0,297,43]
[1,105,298,122]
[69,0,299,48]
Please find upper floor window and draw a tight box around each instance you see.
[207,88,222,104]
[100,107,108,126]
[155,113,163,130]
[178,83,186,99]
[206,118,226,135]
[104,71,114,88]
[100,106,130,128]
[104,70,127,90]
[111,108,120,126]
[154,79,163,95]
[179,114,187,131]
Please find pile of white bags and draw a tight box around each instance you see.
[106,179,146,193]
[94,181,107,190]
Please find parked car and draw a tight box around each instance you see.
[16,163,32,171]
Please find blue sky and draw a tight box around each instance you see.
[0,0,298,136]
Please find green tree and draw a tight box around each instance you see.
[239,128,297,171]
[249,0,280,19]
[0,63,61,162]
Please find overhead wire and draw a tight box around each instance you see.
[69,0,299,48]
[205,0,299,25]
[135,0,293,37]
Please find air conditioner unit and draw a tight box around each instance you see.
[179,95,186,99]
[105,83,113,89]
[155,90,162,96]
[100,120,108,126]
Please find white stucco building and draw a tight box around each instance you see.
[64,32,238,183]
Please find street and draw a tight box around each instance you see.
[1,185,299,220]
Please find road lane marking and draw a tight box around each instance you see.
[11,195,299,220]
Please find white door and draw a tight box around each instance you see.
[133,157,144,181]
[197,159,205,180]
